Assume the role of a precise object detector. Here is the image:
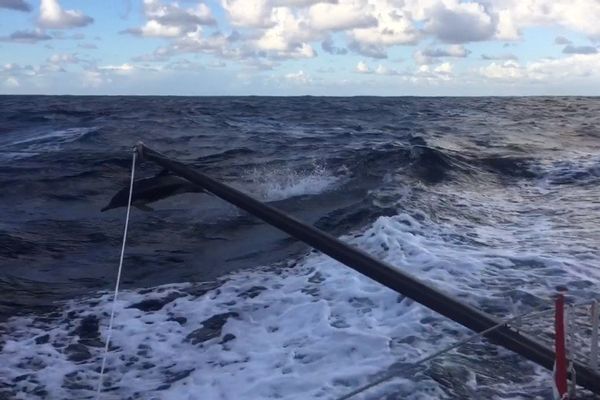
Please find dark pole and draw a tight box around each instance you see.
[136,143,600,394]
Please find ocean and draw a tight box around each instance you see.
[1,96,600,399]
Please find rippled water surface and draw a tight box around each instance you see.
[1,96,600,399]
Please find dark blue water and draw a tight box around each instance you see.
[1,96,600,399]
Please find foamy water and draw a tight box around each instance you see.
[1,197,592,399]
[243,162,343,202]
[2,96,600,400]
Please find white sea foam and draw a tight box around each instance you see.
[243,162,342,202]
[2,179,593,399]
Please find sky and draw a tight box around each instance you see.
[0,0,599,96]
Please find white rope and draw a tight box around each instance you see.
[95,149,137,398]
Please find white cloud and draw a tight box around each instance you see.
[256,8,307,50]
[82,70,107,88]
[144,0,214,25]
[273,0,334,6]
[479,53,600,83]
[131,20,183,38]
[0,61,69,78]
[253,7,318,59]
[284,69,311,83]
[492,0,600,40]
[308,1,376,32]
[123,0,215,38]
[168,30,233,58]
[479,60,524,80]
[48,53,79,65]
[434,62,453,75]
[14,0,600,95]
[374,64,401,75]
[355,60,402,75]
[221,0,274,28]
[494,9,519,41]
[125,0,600,70]
[355,60,369,73]
[4,76,20,88]
[348,0,419,56]
[425,0,495,43]
[414,45,471,64]
[99,64,136,74]
[527,53,600,79]
[410,62,454,82]
[39,0,93,29]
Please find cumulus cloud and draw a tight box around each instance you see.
[355,60,369,73]
[563,45,597,54]
[123,0,215,38]
[0,61,65,78]
[479,53,600,82]
[494,9,519,40]
[137,30,263,63]
[308,1,376,31]
[98,63,136,74]
[425,1,495,43]
[348,40,387,59]
[355,60,401,75]
[14,0,600,94]
[255,8,307,50]
[374,64,401,75]
[399,62,455,83]
[491,0,600,40]
[4,76,20,88]
[274,0,335,6]
[82,70,107,88]
[284,69,311,84]
[348,1,419,56]
[479,60,523,80]
[125,20,183,38]
[221,0,274,28]
[2,29,52,43]
[0,0,30,12]
[39,0,93,29]
[414,45,471,64]
[131,0,600,68]
[47,53,80,65]
[252,7,319,59]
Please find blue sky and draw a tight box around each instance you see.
[1,0,599,95]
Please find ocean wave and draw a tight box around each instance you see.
[542,156,600,186]
[1,200,589,399]
[2,96,600,399]
[0,127,98,160]
[242,162,343,202]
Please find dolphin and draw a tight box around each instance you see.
[101,170,205,212]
